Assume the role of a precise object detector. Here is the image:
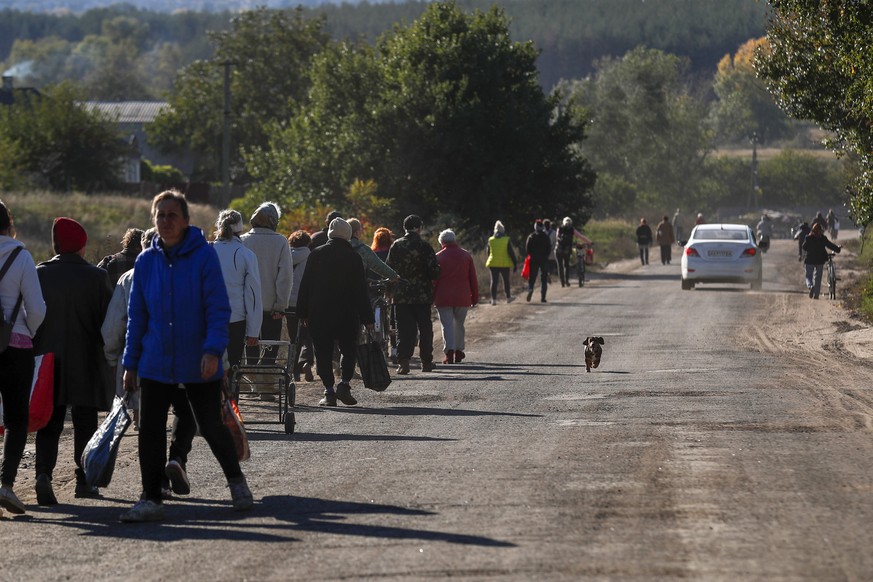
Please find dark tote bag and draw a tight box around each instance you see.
[356,330,392,392]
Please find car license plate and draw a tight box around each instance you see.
[707,250,732,257]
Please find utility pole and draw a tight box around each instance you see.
[749,131,759,210]
[221,60,233,207]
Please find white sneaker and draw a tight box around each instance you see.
[228,475,253,511]
[0,486,25,514]
[120,499,165,523]
[490,298,497,305]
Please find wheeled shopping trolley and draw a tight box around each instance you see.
[229,339,296,434]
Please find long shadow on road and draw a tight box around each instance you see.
[27,495,515,547]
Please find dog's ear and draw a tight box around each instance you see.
[583,337,591,346]
[596,337,605,345]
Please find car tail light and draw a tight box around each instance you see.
[685,247,699,257]
[741,247,757,257]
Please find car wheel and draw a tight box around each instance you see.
[681,278,693,290]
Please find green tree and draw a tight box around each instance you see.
[148,7,330,182]
[756,1,873,225]
[245,1,595,233]
[710,37,793,145]
[0,82,126,191]
[560,46,713,215]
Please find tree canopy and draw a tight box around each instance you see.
[0,82,126,191]
[242,1,595,234]
[559,47,713,216]
[148,7,330,182]
[756,0,873,226]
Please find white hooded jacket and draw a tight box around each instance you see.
[0,236,46,339]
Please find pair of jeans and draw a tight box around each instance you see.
[395,303,434,363]
[489,267,511,301]
[805,263,824,297]
[138,378,241,503]
[639,245,650,265]
[310,328,357,390]
[436,306,468,352]
[0,347,33,486]
[35,404,97,479]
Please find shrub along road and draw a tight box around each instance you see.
[4,238,873,580]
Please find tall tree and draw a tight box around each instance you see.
[560,47,713,215]
[756,0,873,226]
[148,7,330,182]
[245,1,595,233]
[709,37,793,145]
[0,82,126,191]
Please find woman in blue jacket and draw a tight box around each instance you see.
[120,190,252,522]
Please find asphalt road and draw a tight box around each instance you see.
[5,237,873,581]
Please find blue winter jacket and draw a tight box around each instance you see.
[122,226,231,384]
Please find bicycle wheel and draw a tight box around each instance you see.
[828,261,837,299]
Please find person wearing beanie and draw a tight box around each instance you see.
[97,227,144,287]
[296,217,374,407]
[120,190,252,522]
[0,199,46,516]
[33,216,114,504]
[309,210,343,250]
[555,216,576,287]
[386,215,441,374]
[525,219,552,303]
[241,202,293,399]
[434,229,478,364]
[485,220,517,305]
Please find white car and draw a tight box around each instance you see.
[680,224,763,290]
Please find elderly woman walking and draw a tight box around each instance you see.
[212,210,262,371]
[434,229,478,364]
[120,190,252,522]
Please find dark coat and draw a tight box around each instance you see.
[96,248,139,287]
[526,230,551,263]
[309,228,329,250]
[34,254,114,410]
[636,224,653,245]
[386,231,441,304]
[802,232,840,265]
[296,238,374,339]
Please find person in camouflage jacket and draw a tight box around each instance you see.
[386,215,441,374]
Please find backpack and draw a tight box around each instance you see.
[0,247,24,353]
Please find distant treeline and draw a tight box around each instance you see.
[1,0,768,89]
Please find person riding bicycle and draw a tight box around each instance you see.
[801,222,840,299]
[756,214,773,252]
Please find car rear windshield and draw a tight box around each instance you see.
[694,228,749,241]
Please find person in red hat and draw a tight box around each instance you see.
[32,217,114,505]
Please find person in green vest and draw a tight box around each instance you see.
[485,220,518,305]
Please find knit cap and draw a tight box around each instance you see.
[250,202,281,230]
[52,217,87,254]
[327,218,352,241]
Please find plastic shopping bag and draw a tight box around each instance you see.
[81,395,131,488]
[521,255,531,280]
[222,394,250,462]
[0,352,54,435]
[356,331,392,392]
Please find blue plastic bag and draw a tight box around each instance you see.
[81,395,132,488]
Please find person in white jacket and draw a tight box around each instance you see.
[241,203,292,379]
[0,199,46,516]
[212,210,262,371]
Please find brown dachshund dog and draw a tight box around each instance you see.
[583,336,604,372]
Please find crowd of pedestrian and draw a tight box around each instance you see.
[1,193,605,522]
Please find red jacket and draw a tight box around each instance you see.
[434,243,479,307]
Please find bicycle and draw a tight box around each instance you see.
[368,279,396,361]
[826,252,838,300]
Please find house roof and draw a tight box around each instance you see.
[0,87,42,106]
[82,101,169,123]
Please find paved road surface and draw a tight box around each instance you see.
[5,237,872,580]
